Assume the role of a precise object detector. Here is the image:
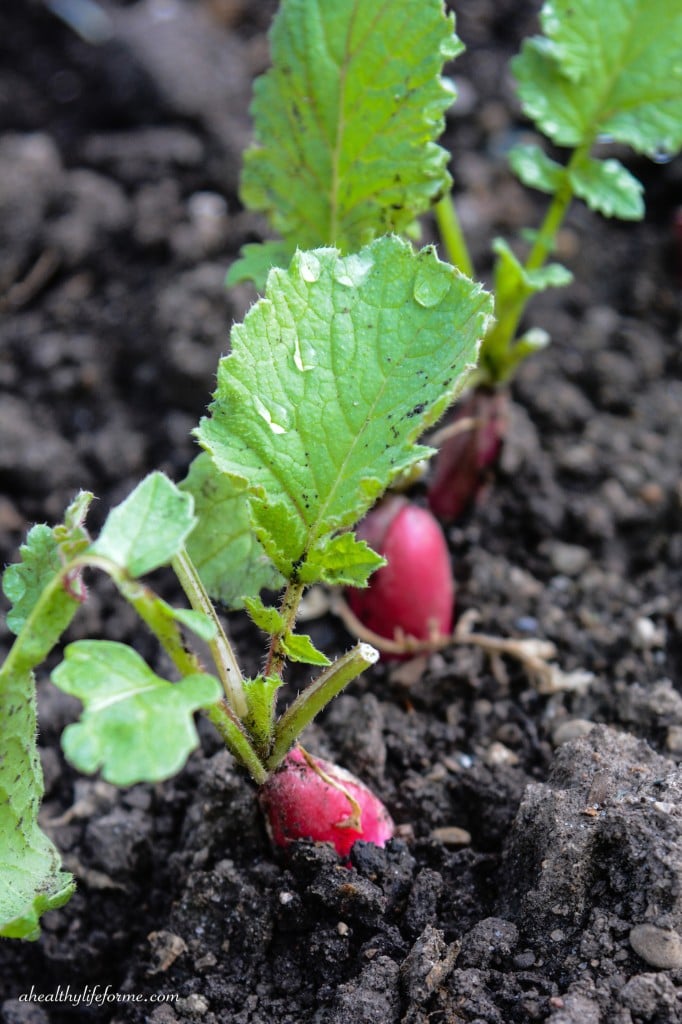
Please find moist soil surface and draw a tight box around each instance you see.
[1,2,681,1022]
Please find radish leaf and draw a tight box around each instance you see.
[0,495,93,939]
[89,472,196,578]
[0,666,75,940]
[234,0,460,280]
[197,236,492,587]
[52,641,221,786]
[182,453,283,608]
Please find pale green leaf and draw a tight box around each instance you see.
[0,666,74,940]
[243,674,281,753]
[493,238,572,308]
[299,533,385,587]
[52,641,222,785]
[281,631,331,666]
[512,0,682,159]
[197,236,492,584]
[241,0,460,251]
[3,526,66,637]
[226,241,294,291]
[181,453,283,609]
[244,595,286,634]
[508,143,565,194]
[89,472,196,578]
[568,155,644,220]
[2,491,95,673]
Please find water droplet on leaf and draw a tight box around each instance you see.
[333,252,373,288]
[413,264,451,307]
[298,252,321,282]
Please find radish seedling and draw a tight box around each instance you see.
[0,238,492,939]
[3,0,681,942]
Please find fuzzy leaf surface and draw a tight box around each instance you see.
[244,595,286,635]
[182,454,283,608]
[197,237,492,584]
[0,666,74,939]
[89,472,196,578]
[240,0,460,254]
[298,533,385,587]
[512,0,682,159]
[280,632,331,666]
[3,526,72,639]
[52,641,221,786]
[0,494,98,937]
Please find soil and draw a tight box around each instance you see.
[1,1,681,1022]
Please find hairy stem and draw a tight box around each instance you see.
[205,701,268,785]
[264,579,305,678]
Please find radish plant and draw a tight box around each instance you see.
[0,237,492,939]
[230,0,682,521]
[3,0,681,941]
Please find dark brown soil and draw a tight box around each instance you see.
[1,2,681,1022]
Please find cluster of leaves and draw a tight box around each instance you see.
[1,237,492,939]
[231,0,682,382]
[2,0,681,942]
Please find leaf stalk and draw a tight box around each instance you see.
[266,642,379,771]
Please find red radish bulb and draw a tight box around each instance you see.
[259,747,394,858]
[347,495,454,655]
[427,387,508,523]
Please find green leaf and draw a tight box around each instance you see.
[89,472,196,578]
[52,641,222,786]
[244,595,286,634]
[240,0,460,251]
[299,532,385,587]
[0,666,75,940]
[197,236,492,584]
[493,238,572,307]
[2,497,96,674]
[508,143,565,195]
[243,674,281,754]
[280,631,331,666]
[3,525,66,637]
[568,155,644,220]
[512,0,682,160]
[226,241,294,291]
[181,453,283,609]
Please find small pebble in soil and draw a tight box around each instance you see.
[629,924,682,970]
[430,826,472,847]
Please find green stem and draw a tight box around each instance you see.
[205,701,268,785]
[481,147,585,382]
[433,193,475,279]
[172,548,247,718]
[120,579,203,678]
[524,160,578,272]
[266,642,379,771]
[265,580,305,679]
